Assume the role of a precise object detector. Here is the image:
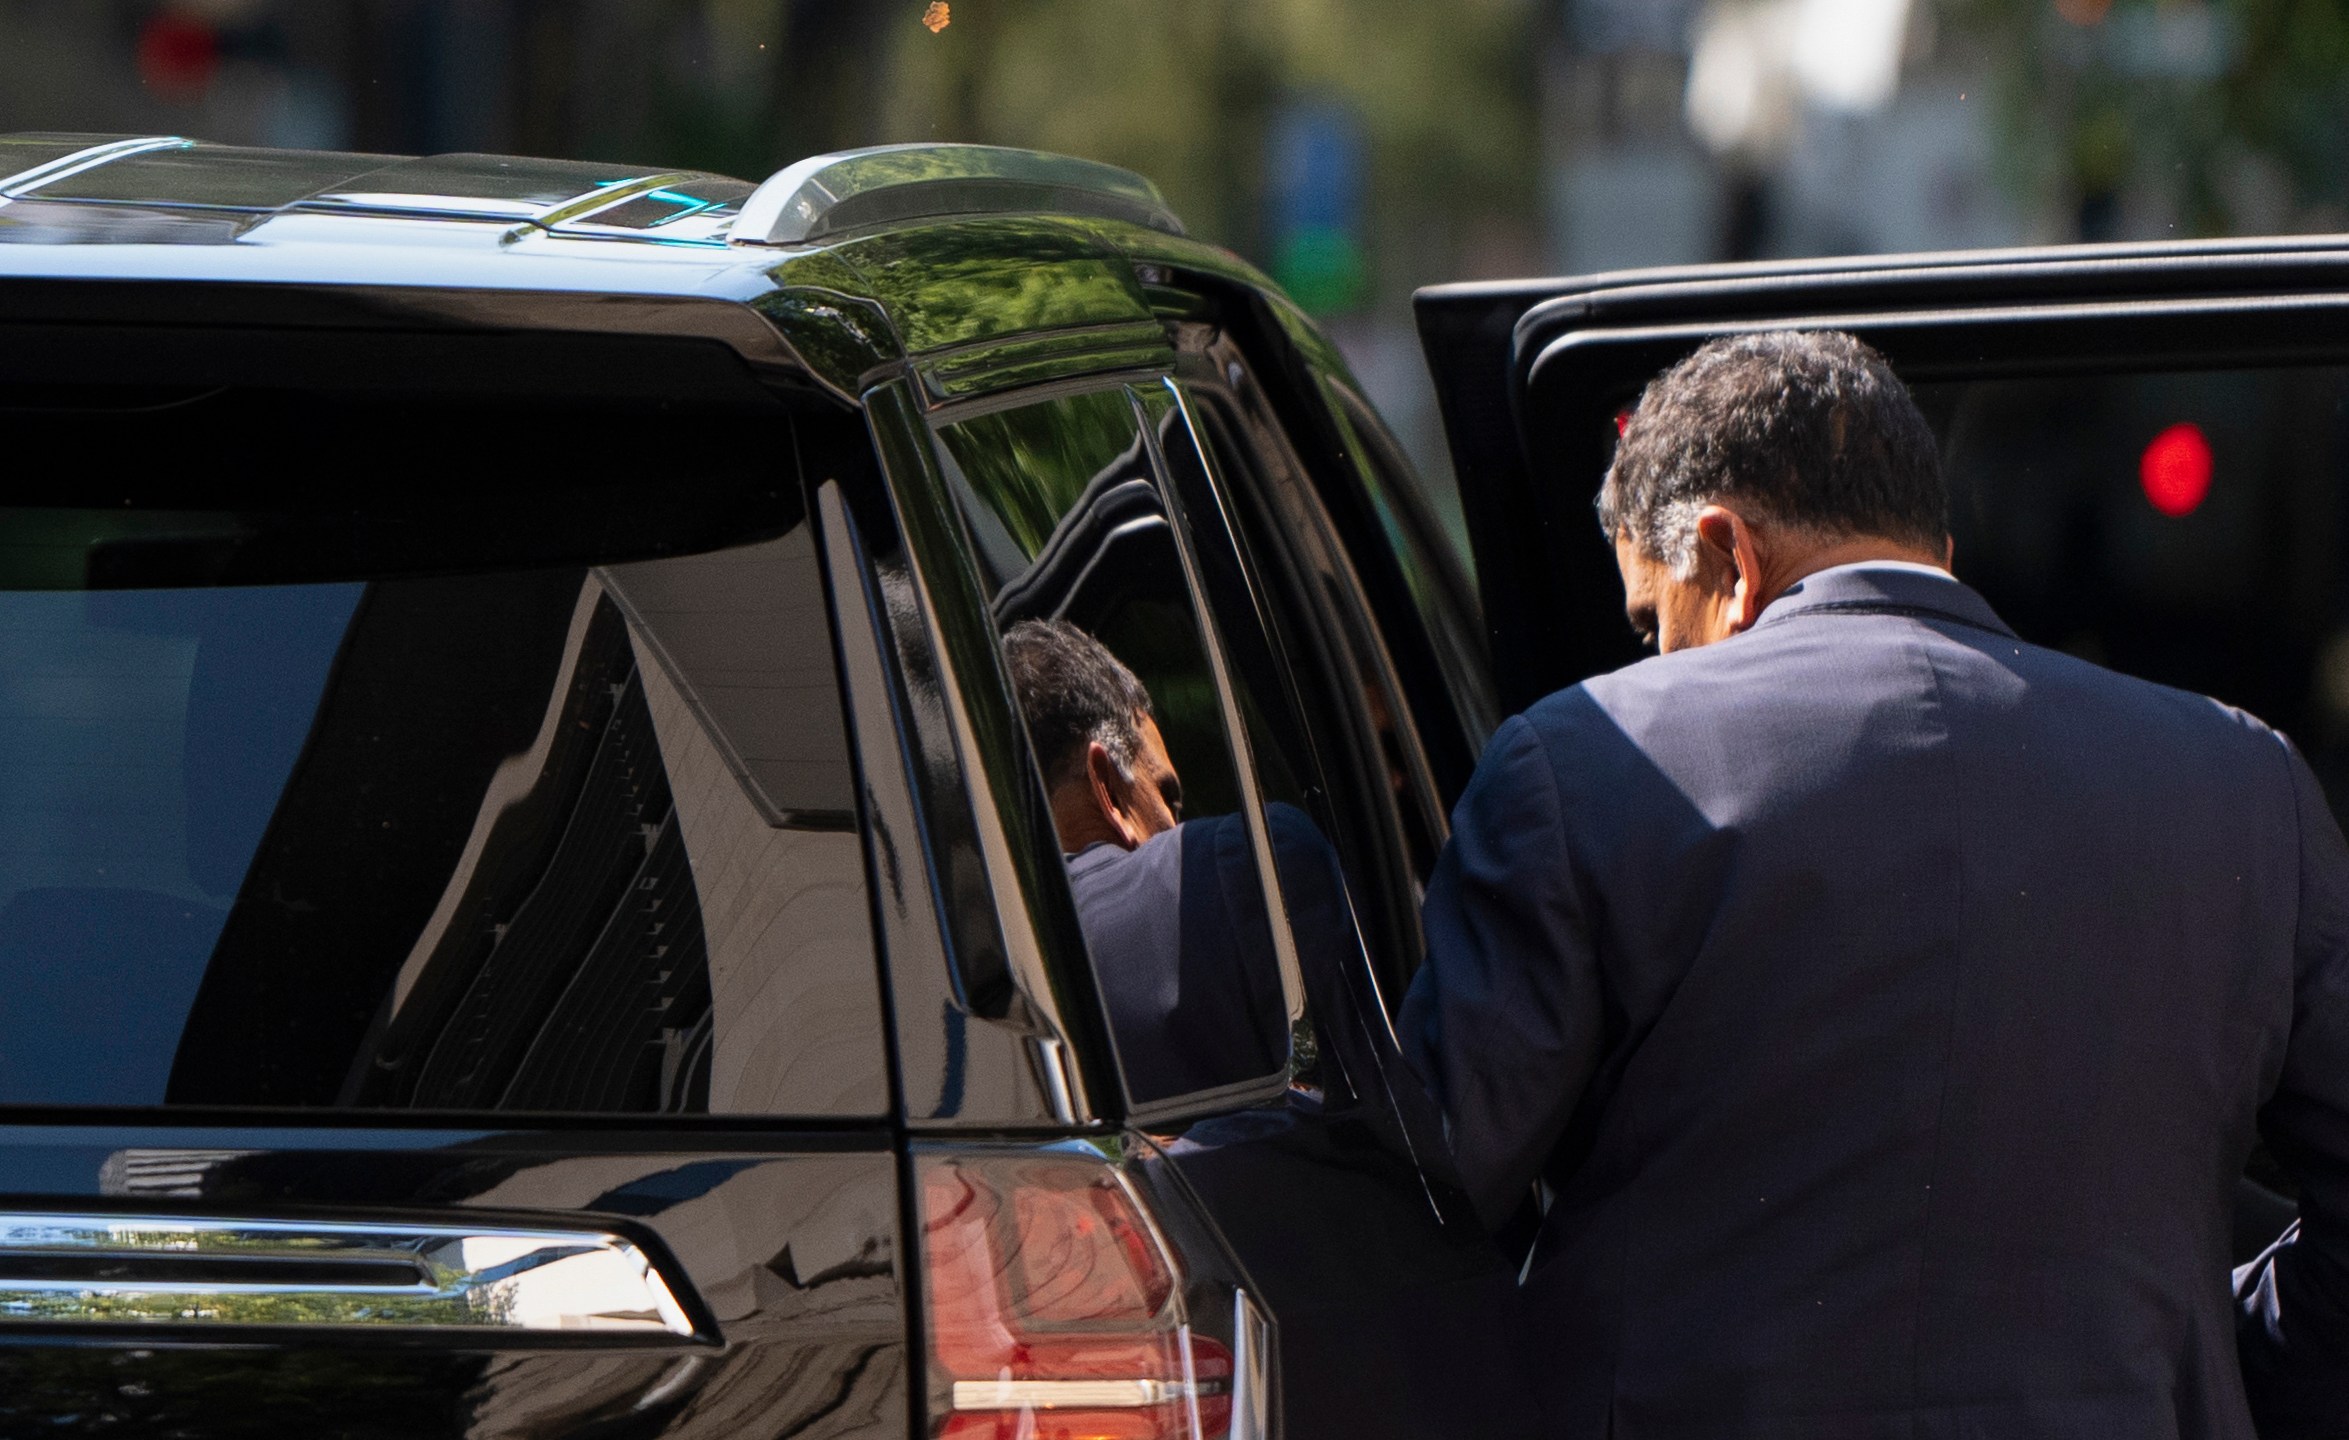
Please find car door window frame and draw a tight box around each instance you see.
[1164,339,1452,1008]
[861,378,1107,1126]
[916,372,1312,1126]
[1511,291,2349,703]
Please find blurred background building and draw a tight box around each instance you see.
[0,0,2336,552]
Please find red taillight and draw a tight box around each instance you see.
[921,1153,1233,1440]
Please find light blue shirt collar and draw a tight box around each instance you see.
[1799,558,1956,585]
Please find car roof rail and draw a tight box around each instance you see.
[729,143,1183,247]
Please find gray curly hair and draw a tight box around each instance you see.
[1596,330,1947,576]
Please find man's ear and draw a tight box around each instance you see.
[1727,512,1771,631]
[1084,740,1143,849]
[1693,505,1770,634]
[1691,508,1738,580]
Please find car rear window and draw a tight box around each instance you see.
[0,385,888,1117]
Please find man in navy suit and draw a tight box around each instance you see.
[1401,331,2349,1437]
[1003,618,1289,1104]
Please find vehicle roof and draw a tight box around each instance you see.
[0,134,1276,400]
[0,133,785,288]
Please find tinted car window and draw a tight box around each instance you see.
[1169,346,1453,1004]
[934,384,1294,1109]
[0,455,886,1116]
[1913,364,2349,821]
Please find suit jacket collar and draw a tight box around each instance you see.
[1752,564,2018,640]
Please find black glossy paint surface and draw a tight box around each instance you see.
[0,134,1558,1439]
[0,1127,907,1438]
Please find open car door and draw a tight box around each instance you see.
[1414,237,2349,1266]
[1420,238,2349,718]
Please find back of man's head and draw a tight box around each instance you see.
[1598,330,1946,575]
[1002,618,1152,790]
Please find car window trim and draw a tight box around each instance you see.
[919,364,1178,427]
[1169,369,1443,1009]
[915,370,1308,1125]
[1126,379,1308,1126]
[865,378,1109,1126]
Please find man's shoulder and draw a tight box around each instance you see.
[1973,628,2291,758]
[1519,644,1737,741]
[1518,619,2293,766]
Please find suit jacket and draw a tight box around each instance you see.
[1069,808,1293,1106]
[1400,565,2349,1439]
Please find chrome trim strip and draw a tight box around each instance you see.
[520,171,698,233]
[1230,1289,1272,1440]
[0,1213,703,1339]
[950,1378,1200,1410]
[1032,1035,1077,1124]
[0,136,189,199]
[297,190,544,219]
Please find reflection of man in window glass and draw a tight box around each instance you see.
[1004,619,1184,851]
[1004,619,1285,1103]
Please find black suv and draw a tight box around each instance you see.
[16,132,2324,1440]
[0,136,1523,1438]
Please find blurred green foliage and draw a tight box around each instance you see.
[882,0,1538,259]
[650,0,1542,309]
[1947,0,2349,234]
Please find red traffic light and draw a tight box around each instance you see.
[2140,422,2212,517]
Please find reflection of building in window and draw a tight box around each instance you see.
[363,581,713,1113]
[617,535,882,1117]
[357,530,885,1117]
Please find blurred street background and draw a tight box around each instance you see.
[0,0,2335,550]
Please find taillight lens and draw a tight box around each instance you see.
[920,1151,1233,1440]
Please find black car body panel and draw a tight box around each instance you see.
[0,136,1524,1438]
[0,1126,904,1438]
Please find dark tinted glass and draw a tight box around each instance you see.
[936,385,1293,1108]
[1914,364,2349,820]
[0,471,885,1115]
[1180,386,1442,1007]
